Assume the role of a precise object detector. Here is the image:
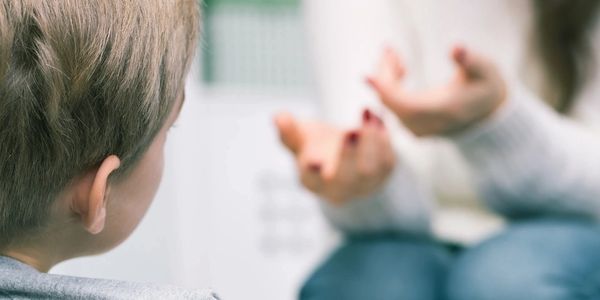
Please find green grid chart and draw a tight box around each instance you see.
[205,0,298,7]
[202,0,312,90]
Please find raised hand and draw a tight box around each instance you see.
[367,46,507,136]
[274,109,396,206]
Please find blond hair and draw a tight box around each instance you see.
[0,0,199,246]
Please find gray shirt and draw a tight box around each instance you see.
[0,256,218,299]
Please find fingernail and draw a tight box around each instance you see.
[308,163,321,173]
[363,109,372,122]
[346,131,360,146]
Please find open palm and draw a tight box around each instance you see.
[367,47,507,136]
[274,110,395,205]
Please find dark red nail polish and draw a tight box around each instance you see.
[346,131,359,146]
[308,163,322,172]
[363,109,372,122]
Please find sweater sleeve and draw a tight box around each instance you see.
[452,86,600,219]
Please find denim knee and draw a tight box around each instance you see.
[300,234,452,300]
[446,219,600,300]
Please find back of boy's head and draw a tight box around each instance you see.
[0,0,199,247]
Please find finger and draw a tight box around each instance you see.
[366,77,413,118]
[355,125,383,179]
[326,130,359,178]
[451,45,492,80]
[387,47,406,79]
[336,131,360,176]
[365,135,395,178]
[378,133,396,170]
[378,47,406,83]
[367,48,405,96]
[371,117,396,169]
[274,112,302,154]
[299,161,324,193]
[360,110,394,168]
[325,130,360,204]
[367,47,405,90]
[362,108,385,129]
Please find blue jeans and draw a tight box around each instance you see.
[447,219,600,300]
[300,220,600,300]
[299,234,453,300]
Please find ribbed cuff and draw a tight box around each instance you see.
[451,87,555,179]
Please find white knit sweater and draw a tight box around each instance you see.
[304,0,600,244]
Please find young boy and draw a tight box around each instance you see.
[0,1,216,298]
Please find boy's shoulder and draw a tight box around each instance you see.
[0,256,218,300]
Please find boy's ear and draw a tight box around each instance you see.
[71,155,121,235]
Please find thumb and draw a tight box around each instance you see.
[367,76,411,118]
[452,46,492,80]
[274,112,303,154]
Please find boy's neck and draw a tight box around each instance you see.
[3,244,63,273]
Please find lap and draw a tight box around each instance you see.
[300,234,452,300]
[447,218,600,300]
